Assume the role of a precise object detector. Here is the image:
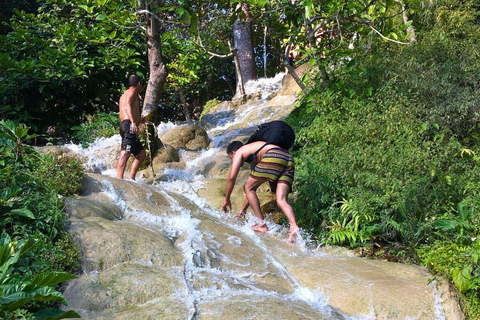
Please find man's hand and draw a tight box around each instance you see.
[130,122,139,134]
[222,198,231,213]
[234,210,246,219]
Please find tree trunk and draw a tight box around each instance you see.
[233,4,256,97]
[395,0,416,43]
[231,47,246,100]
[141,1,168,121]
[136,0,168,158]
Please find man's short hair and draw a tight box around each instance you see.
[227,141,243,154]
[128,74,142,87]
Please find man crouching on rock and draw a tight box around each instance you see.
[222,140,300,243]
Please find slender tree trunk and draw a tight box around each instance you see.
[141,1,168,121]
[136,0,168,158]
[233,3,257,97]
[395,0,416,43]
[232,47,246,100]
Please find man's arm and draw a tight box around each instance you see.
[222,151,244,212]
[124,91,139,133]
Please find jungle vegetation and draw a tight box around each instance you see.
[1,0,479,318]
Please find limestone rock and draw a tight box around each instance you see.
[35,145,72,156]
[153,144,179,163]
[160,124,209,150]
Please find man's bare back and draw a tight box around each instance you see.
[119,89,141,125]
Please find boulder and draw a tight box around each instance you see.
[153,144,179,163]
[35,145,72,156]
[160,124,209,150]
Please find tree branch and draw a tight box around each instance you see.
[369,25,411,45]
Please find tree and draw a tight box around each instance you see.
[244,0,421,90]
[136,0,169,121]
[0,0,145,134]
[232,2,257,98]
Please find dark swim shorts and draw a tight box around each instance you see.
[120,120,144,156]
[250,147,295,193]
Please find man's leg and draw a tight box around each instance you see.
[276,183,299,243]
[243,177,268,233]
[117,150,131,179]
[129,149,146,180]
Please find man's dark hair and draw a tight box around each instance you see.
[227,141,243,154]
[128,74,142,87]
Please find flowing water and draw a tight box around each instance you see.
[62,74,462,320]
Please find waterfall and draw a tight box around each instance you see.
[62,74,454,320]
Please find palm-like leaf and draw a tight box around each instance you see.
[34,309,81,320]
[31,272,76,287]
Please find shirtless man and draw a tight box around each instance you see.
[222,140,300,243]
[116,74,146,180]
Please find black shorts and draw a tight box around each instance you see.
[120,120,144,157]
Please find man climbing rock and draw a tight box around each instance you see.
[222,139,300,243]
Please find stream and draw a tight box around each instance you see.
[61,73,461,320]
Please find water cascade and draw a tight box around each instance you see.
[62,73,462,320]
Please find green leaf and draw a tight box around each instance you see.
[8,209,35,219]
[18,238,37,255]
[151,6,173,12]
[96,14,108,21]
[31,272,76,287]
[1,286,67,311]
[0,242,15,269]
[452,266,472,293]
[433,219,457,231]
[305,3,314,18]
[34,309,81,320]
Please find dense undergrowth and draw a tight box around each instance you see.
[288,0,480,317]
[0,120,83,319]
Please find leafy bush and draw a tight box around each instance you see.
[0,0,145,134]
[0,120,82,317]
[35,154,84,197]
[0,232,80,320]
[70,112,118,147]
[417,239,480,319]
[288,0,480,314]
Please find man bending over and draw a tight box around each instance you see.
[222,140,300,243]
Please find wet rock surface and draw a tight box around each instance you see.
[160,124,209,150]
[63,70,462,320]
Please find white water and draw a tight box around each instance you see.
[65,74,449,320]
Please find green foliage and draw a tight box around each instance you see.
[288,0,480,313]
[417,239,480,318]
[71,112,118,147]
[0,186,35,232]
[0,232,80,320]
[0,0,145,134]
[0,122,82,317]
[200,99,221,119]
[0,120,38,161]
[34,155,84,197]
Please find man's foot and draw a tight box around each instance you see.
[288,226,300,243]
[253,222,268,233]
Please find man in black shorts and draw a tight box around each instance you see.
[116,74,146,180]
